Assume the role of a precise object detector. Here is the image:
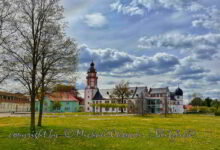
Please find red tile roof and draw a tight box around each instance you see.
[46,92,82,102]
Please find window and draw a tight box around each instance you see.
[146,99,160,114]
[65,107,70,111]
[105,107,109,111]
[156,100,160,105]
[105,101,109,103]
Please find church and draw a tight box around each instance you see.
[84,61,184,114]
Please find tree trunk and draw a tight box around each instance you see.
[38,85,45,127]
[121,98,124,113]
[164,97,168,117]
[37,73,45,127]
[30,58,37,133]
[30,60,37,133]
[30,89,36,133]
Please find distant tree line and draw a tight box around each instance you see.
[189,97,220,109]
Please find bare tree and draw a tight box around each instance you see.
[0,0,15,83]
[3,0,66,133]
[37,26,78,126]
[110,80,133,113]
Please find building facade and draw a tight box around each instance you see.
[0,91,30,112]
[84,62,128,113]
[128,87,184,114]
[35,91,82,113]
[84,61,184,114]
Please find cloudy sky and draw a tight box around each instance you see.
[3,0,219,101]
[60,0,220,101]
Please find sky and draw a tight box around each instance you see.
[2,0,220,102]
[59,0,220,101]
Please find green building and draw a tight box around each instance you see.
[35,91,83,113]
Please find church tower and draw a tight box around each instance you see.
[84,61,98,112]
[86,61,98,89]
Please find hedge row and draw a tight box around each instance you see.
[188,106,217,113]
[91,103,128,108]
[215,109,220,116]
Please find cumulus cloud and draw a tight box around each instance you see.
[123,53,179,75]
[79,44,179,77]
[205,74,220,83]
[83,13,107,28]
[174,56,209,81]
[138,33,220,60]
[192,7,220,32]
[110,0,203,16]
[204,89,220,99]
[110,0,144,16]
[78,44,218,98]
[79,44,133,72]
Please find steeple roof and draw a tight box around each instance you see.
[92,89,104,100]
[88,61,96,73]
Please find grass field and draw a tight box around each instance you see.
[0,114,220,150]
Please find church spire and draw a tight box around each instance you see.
[86,61,98,89]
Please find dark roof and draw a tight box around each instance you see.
[93,89,104,100]
[170,92,176,101]
[88,62,96,73]
[175,87,183,96]
[91,62,94,67]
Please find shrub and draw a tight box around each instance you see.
[209,107,217,113]
[189,106,198,112]
[188,106,216,114]
[215,108,220,116]
[78,106,84,112]
[198,106,209,113]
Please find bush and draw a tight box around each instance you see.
[209,107,217,113]
[188,106,199,112]
[188,106,216,114]
[215,108,220,116]
[78,106,84,112]
[198,106,209,113]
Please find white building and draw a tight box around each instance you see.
[144,87,184,114]
[84,61,184,114]
[84,62,129,113]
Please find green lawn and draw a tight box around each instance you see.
[0,114,220,150]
